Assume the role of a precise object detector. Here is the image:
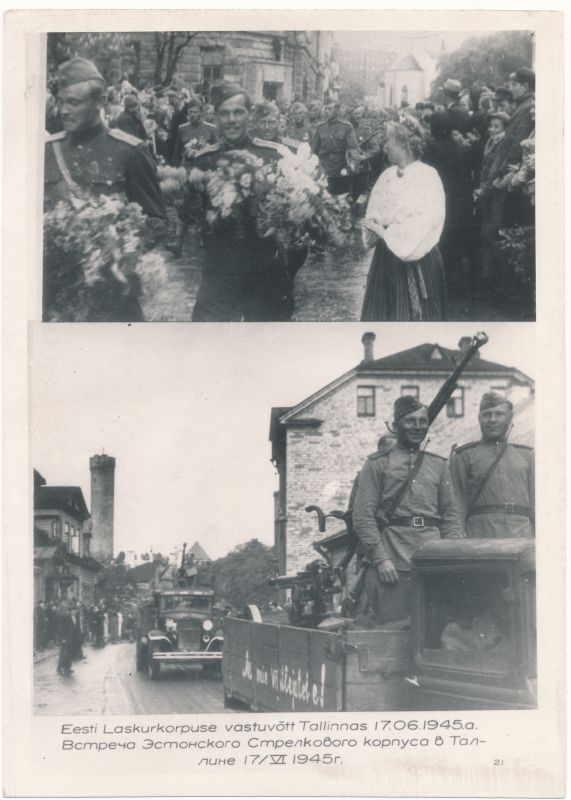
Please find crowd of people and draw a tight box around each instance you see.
[34,597,135,676]
[44,57,535,322]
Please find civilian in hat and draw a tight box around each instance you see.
[172,96,217,166]
[110,93,148,141]
[352,395,463,625]
[450,392,534,539]
[361,117,447,321]
[473,111,511,283]
[442,77,472,134]
[493,86,515,117]
[182,81,294,321]
[44,57,167,322]
[491,68,535,183]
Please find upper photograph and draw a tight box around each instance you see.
[42,30,535,323]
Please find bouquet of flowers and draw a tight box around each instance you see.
[188,145,351,248]
[157,165,190,199]
[43,194,169,321]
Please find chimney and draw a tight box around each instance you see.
[458,336,480,358]
[362,331,376,362]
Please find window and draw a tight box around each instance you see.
[447,387,464,418]
[64,521,70,546]
[202,64,223,83]
[71,528,80,555]
[357,386,375,417]
[401,385,419,399]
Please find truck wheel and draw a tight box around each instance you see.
[147,652,161,680]
[135,642,146,672]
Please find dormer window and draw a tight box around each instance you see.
[430,347,443,360]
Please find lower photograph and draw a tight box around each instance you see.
[30,322,535,716]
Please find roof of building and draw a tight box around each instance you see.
[270,340,534,451]
[189,542,211,562]
[358,342,523,376]
[34,485,90,522]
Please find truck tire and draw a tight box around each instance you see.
[147,650,161,680]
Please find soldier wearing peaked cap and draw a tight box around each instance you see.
[311,100,365,195]
[44,57,167,322]
[182,81,294,322]
[172,96,218,166]
[352,395,464,624]
[449,392,534,539]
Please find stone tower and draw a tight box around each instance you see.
[89,454,116,564]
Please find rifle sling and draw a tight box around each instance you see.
[469,442,508,511]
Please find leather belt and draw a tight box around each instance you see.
[388,516,441,528]
[468,503,531,518]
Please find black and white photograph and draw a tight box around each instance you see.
[42,29,535,323]
[2,7,565,798]
[32,323,535,715]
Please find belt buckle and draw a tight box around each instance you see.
[412,516,424,528]
[504,502,515,513]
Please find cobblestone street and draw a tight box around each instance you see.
[141,222,533,323]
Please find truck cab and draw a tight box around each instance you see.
[409,538,536,710]
[135,588,223,679]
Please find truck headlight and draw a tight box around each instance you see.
[202,620,214,631]
[202,634,211,643]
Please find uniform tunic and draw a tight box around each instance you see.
[449,440,534,539]
[286,120,312,144]
[353,445,464,570]
[43,121,167,322]
[311,119,361,193]
[183,136,293,322]
[352,445,463,623]
[172,120,218,165]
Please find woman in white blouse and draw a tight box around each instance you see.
[361,117,447,321]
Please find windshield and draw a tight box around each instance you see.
[417,569,516,677]
[161,595,212,612]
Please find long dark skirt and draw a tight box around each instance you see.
[361,240,447,321]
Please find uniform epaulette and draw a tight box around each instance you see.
[367,448,392,460]
[251,138,290,158]
[204,121,216,129]
[451,441,479,455]
[510,442,533,451]
[46,131,67,142]
[108,127,143,147]
[177,121,191,131]
[424,450,446,461]
[193,142,221,157]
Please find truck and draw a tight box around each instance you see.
[135,552,224,680]
[222,536,536,712]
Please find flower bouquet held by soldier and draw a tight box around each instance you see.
[360,116,447,322]
[180,82,350,323]
[450,391,534,539]
[43,58,168,322]
[352,395,464,625]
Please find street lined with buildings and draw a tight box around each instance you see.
[34,642,231,716]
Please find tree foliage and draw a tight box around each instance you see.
[47,33,132,83]
[209,539,276,612]
[431,31,534,100]
[153,32,199,87]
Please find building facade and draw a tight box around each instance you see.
[270,333,534,575]
[34,470,102,605]
[121,31,335,104]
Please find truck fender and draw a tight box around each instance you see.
[206,636,224,652]
[147,630,172,647]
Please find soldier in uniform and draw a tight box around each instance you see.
[183,81,294,322]
[311,100,365,195]
[172,96,218,166]
[352,396,464,624]
[286,102,312,146]
[44,57,167,322]
[348,104,381,202]
[449,392,534,539]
